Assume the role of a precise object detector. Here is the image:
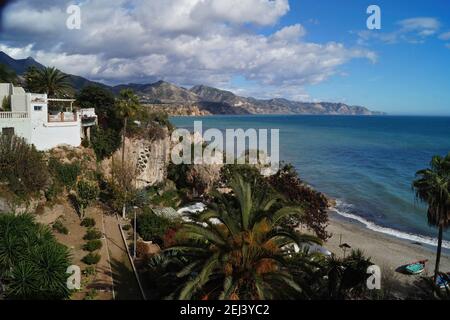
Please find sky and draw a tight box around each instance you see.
[0,0,449,115]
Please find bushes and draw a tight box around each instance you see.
[82,253,101,265]
[81,217,96,228]
[83,240,103,252]
[53,220,69,235]
[136,210,173,243]
[83,228,102,240]
[0,134,48,197]
[90,126,121,160]
[76,180,100,219]
[48,157,80,190]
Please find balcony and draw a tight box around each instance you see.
[0,112,29,119]
[48,111,78,123]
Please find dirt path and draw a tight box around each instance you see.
[103,214,142,300]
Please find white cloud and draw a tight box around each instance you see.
[357,17,441,45]
[398,17,440,36]
[439,31,450,41]
[0,0,375,99]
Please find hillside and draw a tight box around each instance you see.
[0,51,384,116]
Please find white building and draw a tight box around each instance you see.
[0,83,97,151]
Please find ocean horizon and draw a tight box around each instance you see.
[171,114,450,250]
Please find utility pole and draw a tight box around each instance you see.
[133,206,138,260]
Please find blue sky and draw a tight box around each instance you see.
[246,0,450,115]
[1,0,449,115]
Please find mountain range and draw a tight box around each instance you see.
[0,51,384,115]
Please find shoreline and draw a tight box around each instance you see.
[325,212,450,294]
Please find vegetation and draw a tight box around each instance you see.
[1,95,11,111]
[80,217,96,228]
[77,86,123,160]
[75,85,117,128]
[413,153,450,283]
[268,164,330,240]
[76,180,100,219]
[83,240,103,252]
[83,228,103,241]
[90,126,122,160]
[0,214,71,300]
[158,174,322,300]
[48,157,81,190]
[24,66,72,98]
[82,253,101,265]
[136,209,173,245]
[53,220,69,235]
[0,134,48,198]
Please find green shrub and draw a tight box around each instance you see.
[82,253,101,265]
[122,224,132,231]
[80,217,96,228]
[53,220,69,235]
[76,180,100,219]
[136,210,172,243]
[83,239,103,252]
[83,228,102,240]
[0,135,48,197]
[48,157,81,190]
[90,126,121,160]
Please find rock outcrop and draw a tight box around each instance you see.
[101,135,171,189]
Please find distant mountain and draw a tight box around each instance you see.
[0,52,45,74]
[0,51,108,91]
[112,81,199,104]
[0,51,384,115]
[190,85,383,115]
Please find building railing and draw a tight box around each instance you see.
[0,112,29,119]
[48,112,78,123]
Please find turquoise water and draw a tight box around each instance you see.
[171,115,450,248]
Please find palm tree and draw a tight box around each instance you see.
[115,89,141,218]
[413,154,450,282]
[165,174,321,300]
[24,66,72,98]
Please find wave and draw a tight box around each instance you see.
[332,200,450,250]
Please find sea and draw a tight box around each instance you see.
[171,115,450,249]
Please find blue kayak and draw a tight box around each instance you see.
[405,260,427,275]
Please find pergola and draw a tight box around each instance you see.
[47,98,76,112]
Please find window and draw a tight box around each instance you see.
[34,105,43,111]
[2,127,14,136]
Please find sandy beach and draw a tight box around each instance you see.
[325,213,450,297]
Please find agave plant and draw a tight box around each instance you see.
[0,214,71,300]
[165,174,322,300]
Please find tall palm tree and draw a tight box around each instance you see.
[115,89,141,218]
[24,66,72,98]
[413,154,450,282]
[165,174,321,300]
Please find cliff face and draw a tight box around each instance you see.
[101,135,171,189]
